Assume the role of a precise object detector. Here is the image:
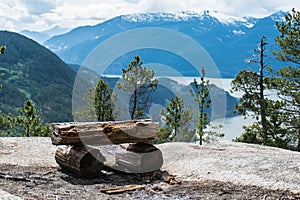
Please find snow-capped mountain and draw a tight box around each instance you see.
[122,10,258,27]
[44,11,286,78]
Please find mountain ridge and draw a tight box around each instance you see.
[20,26,71,44]
[120,10,258,27]
[43,10,286,78]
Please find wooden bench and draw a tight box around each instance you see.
[50,120,163,177]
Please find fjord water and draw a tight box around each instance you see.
[167,76,255,141]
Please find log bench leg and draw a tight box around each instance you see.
[55,145,106,178]
[115,143,163,173]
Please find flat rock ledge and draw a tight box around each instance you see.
[0,137,300,193]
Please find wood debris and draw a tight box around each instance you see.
[101,184,145,194]
[0,172,32,182]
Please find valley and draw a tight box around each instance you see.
[0,10,294,141]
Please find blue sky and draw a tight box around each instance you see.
[1,0,299,32]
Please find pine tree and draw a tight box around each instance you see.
[0,114,17,136]
[94,79,114,121]
[265,99,295,149]
[0,99,50,137]
[161,95,183,141]
[74,79,117,122]
[117,56,158,119]
[190,67,211,145]
[159,95,195,143]
[273,8,300,150]
[157,127,171,144]
[232,36,270,145]
[234,99,294,149]
[232,35,296,149]
[274,8,300,64]
[175,106,196,142]
[19,99,41,137]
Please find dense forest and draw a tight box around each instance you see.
[0,31,75,123]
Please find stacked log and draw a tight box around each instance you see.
[115,142,163,173]
[55,145,105,178]
[51,120,159,145]
[50,120,162,177]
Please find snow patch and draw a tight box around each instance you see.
[55,45,68,52]
[209,10,245,24]
[45,44,68,52]
[122,11,203,22]
[233,30,245,35]
[206,11,256,28]
[122,10,257,28]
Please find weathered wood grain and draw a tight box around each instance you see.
[115,143,163,173]
[51,120,159,145]
[55,145,105,178]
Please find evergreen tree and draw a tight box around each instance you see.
[234,99,294,149]
[265,99,295,149]
[117,56,158,119]
[274,8,300,64]
[175,106,196,142]
[74,79,116,122]
[0,100,50,137]
[19,99,48,137]
[235,122,262,144]
[159,95,195,143]
[232,35,296,149]
[161,95,183,142]
[232,36,270,145]
[157,127,171,144]
[190,67,211,145]
[273,8,300,150]
[20,100,40,137]
[94,79,114,121]
[0,114,17,136]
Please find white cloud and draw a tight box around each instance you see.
[21,0,56,15]
[0,0,299,32]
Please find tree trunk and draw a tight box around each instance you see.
[51,120,159,145]
[297,128,300,152]
[131,89,138,120]
[259,37,268,145]
[115,143,163,173]
[55,145,105,178]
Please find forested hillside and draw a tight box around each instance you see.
[0,31,75,122]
